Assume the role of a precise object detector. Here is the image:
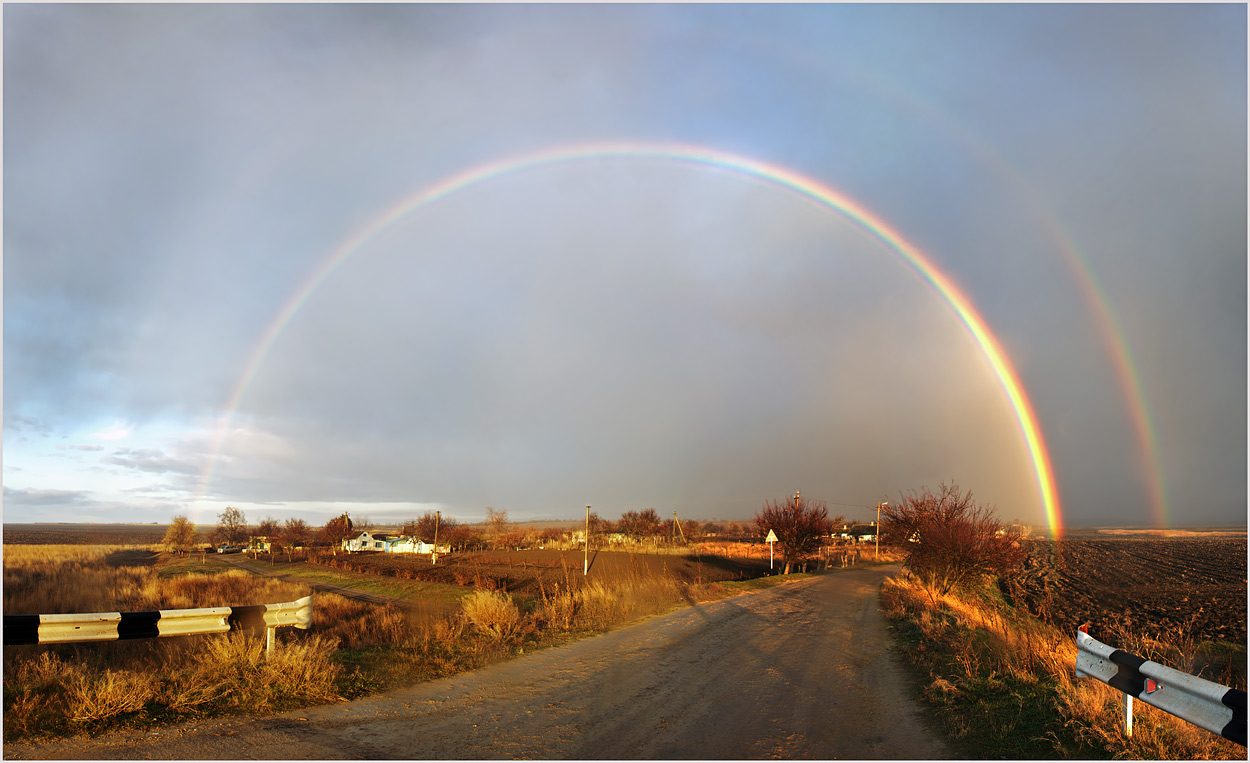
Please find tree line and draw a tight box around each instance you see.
[161,483,1025,594]
[161,504,769,557]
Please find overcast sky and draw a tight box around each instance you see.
[4,4,1245,531]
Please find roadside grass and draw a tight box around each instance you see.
[261,562,469,609]
[880,573,1246,760]
[3,545,856,742]
[156,552,240,577]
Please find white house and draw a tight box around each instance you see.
[343,531,390,552]
[384,536,449,554]
[343,532,448,554]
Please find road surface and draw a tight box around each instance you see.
[4,565,949,759]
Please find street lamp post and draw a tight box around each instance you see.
[876,502,888,560]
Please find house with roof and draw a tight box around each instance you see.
[835,523,879,543]
[383,535,449,554]
[343,531,448,554]
[343,531,390,552]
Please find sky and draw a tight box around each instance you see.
[3,4,1245,532]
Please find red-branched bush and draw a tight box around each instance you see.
[881,483,1025,597]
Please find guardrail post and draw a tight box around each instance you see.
[1076,625,1246,747]
[266,625,276,658]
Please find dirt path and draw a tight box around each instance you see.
[3,565,949,760]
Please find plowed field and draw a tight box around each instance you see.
[1006,536,1247,644]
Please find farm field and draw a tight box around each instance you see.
[4,523,170,545]
[1007,535,1247,644]
[300,547,776,598]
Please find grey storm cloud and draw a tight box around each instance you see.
[4,487,93,506]
[102,449,200,477]
[3,3,1244,529]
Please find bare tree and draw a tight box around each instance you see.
[254,516,280,556]
[617,508,662,540]
[880,483,1026,599]
[217,506,247,546]
[754,492,838,574]
[403,511,442,540]
[319,513,355,551]
[485,507,509,548]
[162,515,197,556]
[280,518,311,561]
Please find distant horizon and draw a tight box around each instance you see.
[4,519,1246,533]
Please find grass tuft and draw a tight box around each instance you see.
[462,590,523,641]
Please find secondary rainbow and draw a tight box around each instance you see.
[197,142,1064,536]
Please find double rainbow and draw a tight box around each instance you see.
[197,142,1063,536]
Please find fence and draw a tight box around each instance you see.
[1074,625,1246,746]
[3,595,313,657]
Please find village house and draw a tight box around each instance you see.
[835,523,878,543]
[343,531,448,554]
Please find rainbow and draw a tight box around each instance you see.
[197,142,1063,536]
[872,84,1170,528]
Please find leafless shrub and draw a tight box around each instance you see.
[881,483,1026,599]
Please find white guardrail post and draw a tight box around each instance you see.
[3,595,313,658]
[1074,624,1246,746]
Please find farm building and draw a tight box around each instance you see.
[343,531,448,554]
[246,536,272,553]
[835,524,878,543]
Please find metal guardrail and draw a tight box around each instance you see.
[3,595,313,657]
[1074,625,1246,746]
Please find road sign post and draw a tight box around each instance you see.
[765,529,778,571]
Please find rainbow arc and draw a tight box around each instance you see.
[197,142,1064,537]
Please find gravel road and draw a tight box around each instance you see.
[4,565,949,760]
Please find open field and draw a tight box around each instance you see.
[3,524,173,546]
[1,534,819,742]
[1006,535,1247,644]
[297,547,776,598]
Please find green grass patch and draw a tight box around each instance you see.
[272,564,469,607]
[155,553,239,578]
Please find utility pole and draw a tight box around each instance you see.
[584,505,590,576]
[673,510,685,544]
[876,502,887,560]
[432,509,440,565]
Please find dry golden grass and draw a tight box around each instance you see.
[4,544,306,615]
[3,541,800,742]
[880,573,1245,759]
[3,543,338,739]
[312,592,414,649]
[462,590,523,641]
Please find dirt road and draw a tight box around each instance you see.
[4,565,949,760]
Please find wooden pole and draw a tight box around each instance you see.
[432,510,440,564]
[876,502,886,560]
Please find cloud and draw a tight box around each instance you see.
[92,423,134,441]
[102,448,200,477]
[2,4,1243,529]
[3,486,93,506]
